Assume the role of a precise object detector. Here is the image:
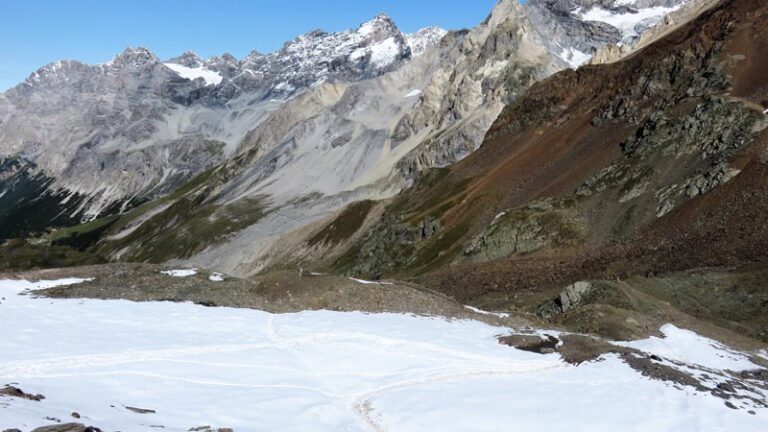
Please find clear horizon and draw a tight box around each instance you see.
[0,0,497,91]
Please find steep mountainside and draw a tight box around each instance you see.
[1,0,700,275]
[303,0,768,340]
[33,0,695,275]
[0,15,437,226]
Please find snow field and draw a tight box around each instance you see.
[0,279,765,432]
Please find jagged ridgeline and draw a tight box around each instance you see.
[1,0,727,275]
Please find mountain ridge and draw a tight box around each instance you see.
[0,0,706,274]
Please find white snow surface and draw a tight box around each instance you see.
[615,324,760,371]
[463,305,510,319]
[160,269,198,278]
[1,278,766,432]
[163,63,223,86]
[404,89,422,98]
[578,5,682,41]
[558,47,592,68]
[368,37,402,67]
[208,272,225,282]
[348,277,394,286]
[405,26,448,57]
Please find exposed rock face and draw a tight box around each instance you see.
[392,0,557,179]
[560,281,595,312]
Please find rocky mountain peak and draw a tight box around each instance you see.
[484,0,526,28]
[168,51,204,68]
[204,53,240,75]
[23,60,87,87]
[106,46,160,69]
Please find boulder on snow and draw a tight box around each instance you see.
[30,424,102,432]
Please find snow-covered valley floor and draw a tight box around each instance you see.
[0,279,766,431]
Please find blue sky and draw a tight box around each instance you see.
[0,0,498,91]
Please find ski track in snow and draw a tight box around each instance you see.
[1,278,766,432]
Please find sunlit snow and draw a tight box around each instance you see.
[404,89,422,98]
[578,5,682,41]
[1,279,766,432]
[163,63,223,86]
[160,269,198,277]
[559,47,592,68]
[368,37,401,67]
[616,324,759,371]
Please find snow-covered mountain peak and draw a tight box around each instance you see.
[357,13,400,39]
[406,26,448,57]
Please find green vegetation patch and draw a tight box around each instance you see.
[99,195,269,262]
[463,199,584,261]
[308,200,374,247]
[0,239,103,271]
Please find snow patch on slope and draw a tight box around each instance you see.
[160,269,198,278]
[369,37,402,67]
[404,89,422,98]
[615,324,760,371]
[208,272,225,282]
[559,47,592,68]
[163,63,223,86]
[578,5,683,42]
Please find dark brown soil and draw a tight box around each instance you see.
[498,334,559,354]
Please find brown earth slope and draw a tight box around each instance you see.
[316,0,768,339]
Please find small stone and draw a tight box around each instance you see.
[717,382,735,393]
[126,406,156,414]
[71,412,81,419]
